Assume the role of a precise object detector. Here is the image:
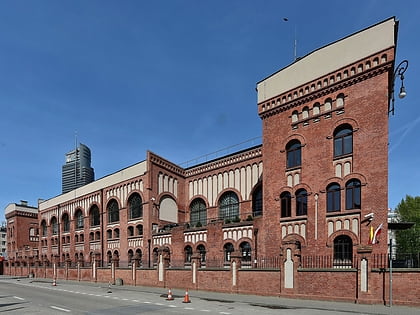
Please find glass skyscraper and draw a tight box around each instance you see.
[62,143,95,193]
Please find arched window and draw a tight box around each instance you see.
[336,93,345,107]
[334,124,353,157]
[62,213,70,232]
[334,235,353,268]
[136,224,143,236]
[128,249,134,264]
[346,179,361,210]
[107,199,119,223]
[114,228,120,239]
[128,193,143,219]
[224,243,234,262]
[286,140,302,169]
[324,98,332,111]
[153,248,159,267]
[127,226,134,237]
[90,205,100,227]
[219,191,239,222]
[51,217,58,235]
[296,189,308,216]
[291,110,299,123]
[252,185,263,217]
[75,209,84,229]
[190,198,207,227]
[313,102,320,115]
[107,229,112,239]
[280,192,291,218]
[184,245,193,263]
[302,106,309,119]
[327,183,341,212]
[135,249,142,267]
[240,242,251,262]
[197,244,206,263]
[107,251,112,265]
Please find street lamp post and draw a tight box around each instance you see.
[389,60,408,116]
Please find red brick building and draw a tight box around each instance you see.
[5,201,39,262]
[6,17,418,305]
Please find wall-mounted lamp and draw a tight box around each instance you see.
[389,60,408,116]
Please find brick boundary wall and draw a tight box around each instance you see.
[4,261,419,306]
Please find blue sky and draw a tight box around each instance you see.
[1,0,419,219]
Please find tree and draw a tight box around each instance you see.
[395,195,420,257]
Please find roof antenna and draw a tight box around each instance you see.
[283,17,297,61]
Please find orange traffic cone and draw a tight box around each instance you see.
[52,278,57,286]
[182,289,191,303]
[166,288,174,301]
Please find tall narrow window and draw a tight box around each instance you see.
[75,209,84,229]
[334,235,353,268]
[252,185,263,217]
[224,243,234,262]
[90,205,100,226]
[334,125,353,157]
[190,198,207,227]
[219,192,239,221]
[197,244,206,263]
[346,179,361,210]
[62,213,70,232]
[184,245,193,263]
[128,249,134,264]
[286,140,302,168]
[51,217,58,235]
[296,189,308,216]
[107,199,119,223]
[327,183,341,212]
[280,192,292,217]
[240,242,251,263]
[128,193,143,219]
[41,220,47,237]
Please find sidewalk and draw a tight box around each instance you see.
[1,276,419,315]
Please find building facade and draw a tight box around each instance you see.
[6,18,416,305]
[62,143,95,194]
[5,201,39,262]
[0,223,6,258]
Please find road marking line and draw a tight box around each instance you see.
[200,310,211,312]
[13,296,24,300]
[168,305,177,308]
[184,307,194,310]
[132,299,140,302]
[51,305,71,312]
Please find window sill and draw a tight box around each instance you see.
[326,210,361,217]
[333,153,352,161]
[286,166,302,172]
[280,216,308,223]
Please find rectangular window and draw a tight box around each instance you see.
[343,135,352,155]
[334,138,343,156]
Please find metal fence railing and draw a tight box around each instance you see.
[373,253,420,269]
[301,255,358,269]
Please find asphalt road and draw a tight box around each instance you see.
[0,277,418,314]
